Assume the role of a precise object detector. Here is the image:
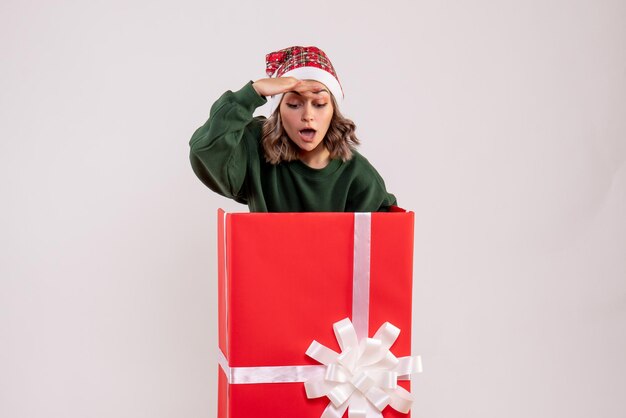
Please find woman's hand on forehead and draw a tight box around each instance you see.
[252,77,327,99]
[291,79,329,99]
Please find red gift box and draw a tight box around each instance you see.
[217,209,420,418]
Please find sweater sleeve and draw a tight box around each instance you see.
[345,154,398,212]
[349,178,397,212]
[189,81,267,203]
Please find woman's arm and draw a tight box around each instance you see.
[189,78,321,202]
[189,81,266,202]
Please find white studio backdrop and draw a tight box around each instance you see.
[1,0,625,417]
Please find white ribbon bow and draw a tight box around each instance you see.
[304,318,423,418]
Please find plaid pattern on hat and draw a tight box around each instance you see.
[266,46,339,81]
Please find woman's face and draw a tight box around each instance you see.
[279,81,334,155]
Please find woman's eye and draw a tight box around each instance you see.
[314,103,328,108]
[286,103,300,109]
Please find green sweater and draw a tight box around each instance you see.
[189,81,397,212]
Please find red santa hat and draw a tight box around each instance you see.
[265,46,344,114]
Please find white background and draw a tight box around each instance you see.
[1,1,625,417]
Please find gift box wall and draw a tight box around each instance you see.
[217,209,415,418]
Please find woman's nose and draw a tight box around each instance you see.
[301,104,314,121]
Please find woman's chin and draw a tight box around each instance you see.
[299,141,324,153]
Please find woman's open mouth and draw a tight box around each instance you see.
[299,128,317,141]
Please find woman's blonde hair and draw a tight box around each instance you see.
[261,94,360,164]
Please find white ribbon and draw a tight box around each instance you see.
[352,213,371,340]
[217,348,326,384]
[305,318,422,418]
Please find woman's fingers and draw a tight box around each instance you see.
[253,77,300,97]
[252,77,328,98]
[294,80,324,93]
[293,80,327,99]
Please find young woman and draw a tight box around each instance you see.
[189,46,396,212]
